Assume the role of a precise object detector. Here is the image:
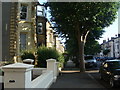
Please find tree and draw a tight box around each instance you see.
[84,29,105,55]
[65,29,103,67]
[66,29,104,56]
[85,40,101,55]
[48,2,119,72]
[103,49,110,56]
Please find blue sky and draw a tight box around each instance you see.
[97,16,118,44]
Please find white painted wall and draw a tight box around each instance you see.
[2,63,34,88]
[32,68,46,76]
[0,1,2,61]
[31,71,53,88]
[2,59,59,89]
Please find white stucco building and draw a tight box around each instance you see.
[100,36,120,58]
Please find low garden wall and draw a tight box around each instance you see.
[31,71,53,88]
[2,59,59,89]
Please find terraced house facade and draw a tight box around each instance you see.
[16,2,37,61]
[1,1,37,62]
[100,35,120,58]
[0,1,65,63]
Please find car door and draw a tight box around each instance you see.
[102,62,111,80]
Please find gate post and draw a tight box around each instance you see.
[46,59,57,82]
[2,63,34,88]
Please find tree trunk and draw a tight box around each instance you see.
[79,40,85,72]
[77,32,86,72]
[77,36,86,72]
[76,24,89,72]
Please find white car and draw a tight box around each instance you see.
[85,55,97,68]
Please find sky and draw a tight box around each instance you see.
[97,16,118,44]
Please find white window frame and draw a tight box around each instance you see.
[20,4,28,20]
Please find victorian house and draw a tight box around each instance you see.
[1,1,37,62]
[0,1,64,63]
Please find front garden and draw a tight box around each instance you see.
[21,45,65,68]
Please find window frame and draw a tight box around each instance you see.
[20,33,27,51]
[37,22,43,34]
[20,4,28,20]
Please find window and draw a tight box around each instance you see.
[108,61,120,69]
[37,6,45,17]
[85,56,94,60]
[20,4,28,20]
[117,45,119,49]
[37,23,43,34]
[20,33,27,51]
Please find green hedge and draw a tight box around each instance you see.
[21,51,35,60]
[37,45,64,68]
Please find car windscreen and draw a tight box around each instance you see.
[108,61,120,69]
[85,56,94,60]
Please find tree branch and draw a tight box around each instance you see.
[83,30,90,44]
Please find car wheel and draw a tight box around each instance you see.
[110,78,116,88]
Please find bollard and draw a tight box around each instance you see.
[2,63,34,89]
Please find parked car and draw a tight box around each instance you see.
[84,55,97,68]
[99,60,120,87]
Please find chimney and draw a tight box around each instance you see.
[115,34,117,37]
[103,40,106,43]
[107,38,109,41]
[118,34,120,37]
[111,37,115,40]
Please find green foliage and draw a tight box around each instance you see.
[21,51,35,60]
[49,2,119,37]
[66,37,78,57]
[103,49,110,55]
[58,54,65,67]
[37,45,64,67]
[48,2,120,71]
[63,52,69,63]
[66,29,103,58]
[84,40,101,55]
[0,61,14,66]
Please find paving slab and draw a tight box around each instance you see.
[50,71,105,88]
[50,60,105,89]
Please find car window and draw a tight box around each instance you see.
[85,56,94,60]
[108,61,120,69]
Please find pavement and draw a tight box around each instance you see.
[50,60,105,89]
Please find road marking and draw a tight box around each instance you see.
[87,73,105,89]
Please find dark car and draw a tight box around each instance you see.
[99,60,120,87]
[85,55,97,68]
